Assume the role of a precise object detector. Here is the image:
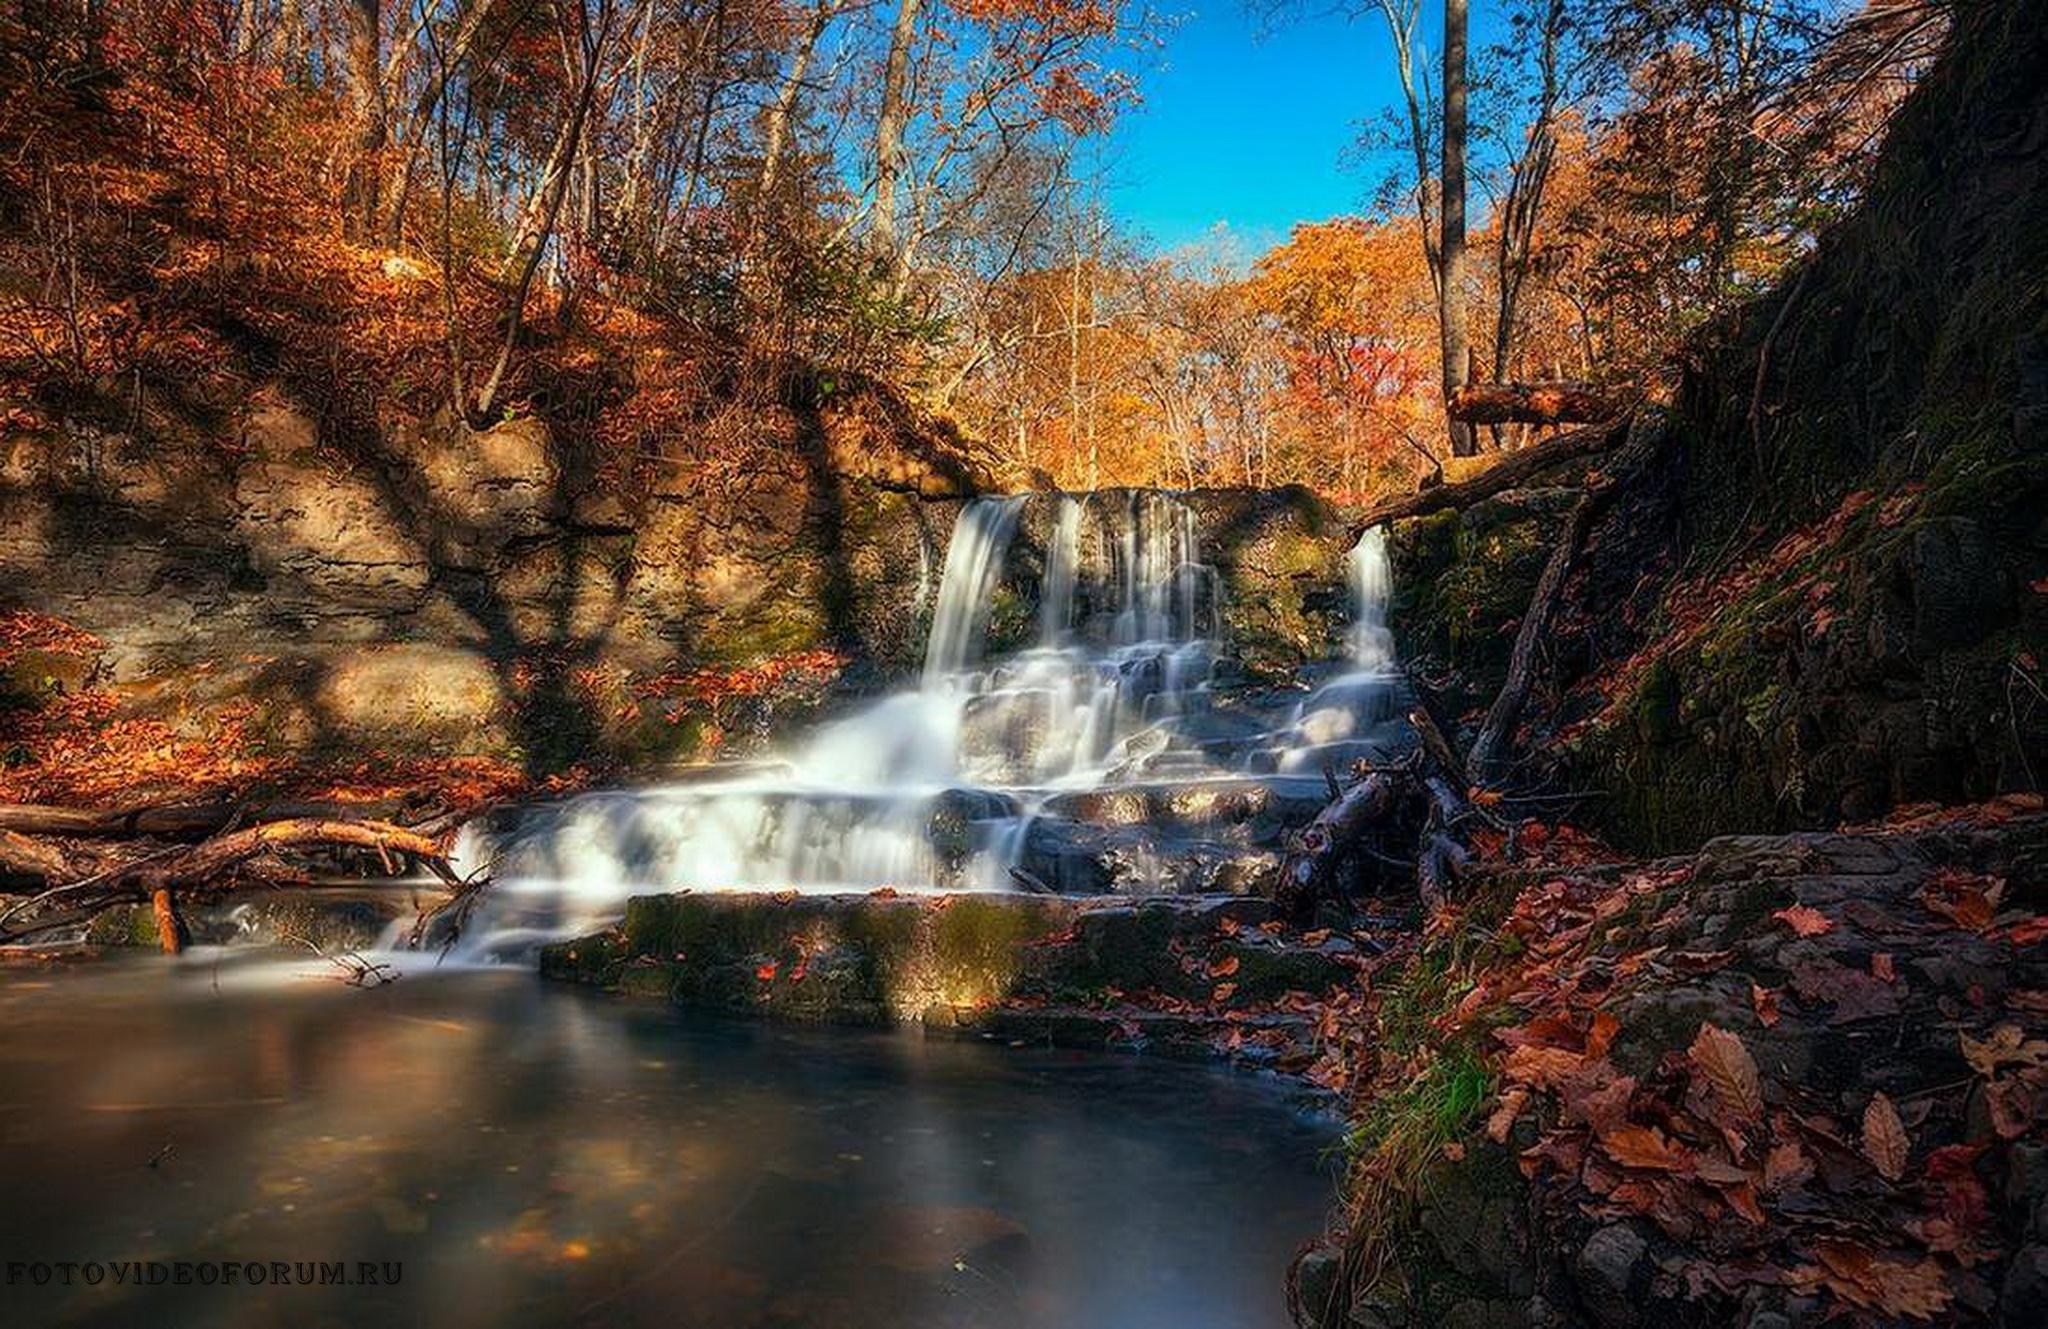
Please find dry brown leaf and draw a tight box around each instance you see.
[1584,1010,1620,1061]
[1503,1044,1586,1089]
[1807,1240,1953,1321]
[1960,1024,2048,1079]
[1862,1092,1909,1181]
[1773,904,1834,937]
[1206,954,1240,979]
[1722,1181,1766,1225]
[1690,1022,1764,1122]
[1750,983,1781,1027]
[1485,1087,1530,1143]
[1763,1140,1814,1192]
[1210,982,1237,1003]
[1599,1123,1692,1172]
[1871,952,1896,983]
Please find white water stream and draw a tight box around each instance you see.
[443,494,1402,960]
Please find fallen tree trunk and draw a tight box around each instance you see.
[1449,382,1627,426]
[1349,417,1626,536]
[0,828,83,883]
[0,799,396,841]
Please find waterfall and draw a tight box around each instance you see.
[1348,526,1394,669]
[1039,495,1083,645]
[924,496,1026,682]
[437,491,1408,962]
[1269,525,1404,773]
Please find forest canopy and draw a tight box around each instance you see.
[0,0,1948,496]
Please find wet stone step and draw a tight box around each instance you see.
[540,890,1382,1038]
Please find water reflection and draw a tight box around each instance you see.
[0,960,1336,1328]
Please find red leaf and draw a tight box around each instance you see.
[1772,904,1834,937]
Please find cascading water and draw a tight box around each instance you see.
[441,495,1408,962]
[1266,524,1407,773]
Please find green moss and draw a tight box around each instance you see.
[84,903,159,947]
[930,896,1049,998]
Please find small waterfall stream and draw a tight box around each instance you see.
[445,496,1408,960]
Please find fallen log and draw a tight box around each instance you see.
[1465,413,1665,783]
[0,828,82,883]
[0,799,393,841]
[142,818,457,891]
[1449,382,1627,426]
[1348,417,1627,537]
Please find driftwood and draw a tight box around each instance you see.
[1450,382,1627,426]
[1349,418,1625,536]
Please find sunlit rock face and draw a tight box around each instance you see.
[0,394,1361,763]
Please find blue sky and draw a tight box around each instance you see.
[1102,5,1506,254]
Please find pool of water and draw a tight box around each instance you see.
[0,955,1338,1328]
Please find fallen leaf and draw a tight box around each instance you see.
[1584,1011,1620,1061]
[1485,1088,1529,1143]
[1804,1240,1952,1320]
[1871,952,1896,983]
[1206,955,1241,979]
[1763,1140,1813,1192]
[1861,1092,1909,1181]
[1773,904,1834,937]
[1750,983,1782,1027]
[1920,869,2005,931]
[1690,1023,1764,1122]
[1599,1123,1692,1172]
[1722,1181,1766,1225]
[1503,1044,1585,1089]
[1210,982,1237,1003]
[1960,1024,2048,1078]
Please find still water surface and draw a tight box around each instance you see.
[0,957,1336,1328]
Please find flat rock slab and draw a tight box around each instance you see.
[541,890,1377,1035]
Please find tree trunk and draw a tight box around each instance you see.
[342,0,388,240]
[1440,0,1474,456]
[873,0,923,275]
[473,6,608,422]
[758,0,836,208]
[150,887,185,955]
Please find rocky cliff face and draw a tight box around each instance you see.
[0,384,979,768]
[0,390,1356,775]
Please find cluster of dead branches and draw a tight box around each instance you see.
[0,801,462,954]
